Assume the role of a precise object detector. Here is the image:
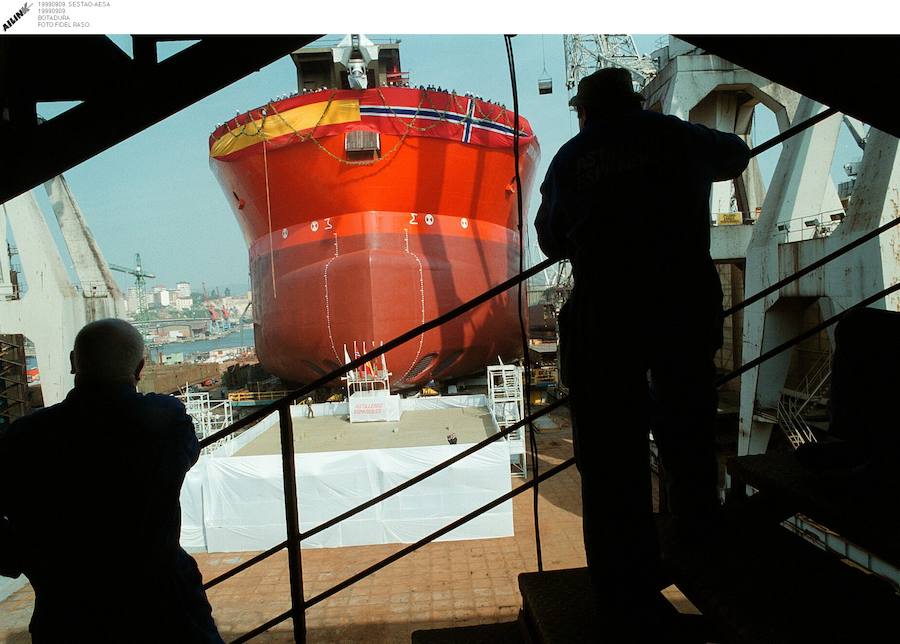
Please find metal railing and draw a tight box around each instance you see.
[796,352,832,403]
[226,389,291,402]
[777,351,831,448]
[777,395,818,448]
[189,105,900,642]
[177,389,234,454]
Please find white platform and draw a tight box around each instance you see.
[179,396,514,553]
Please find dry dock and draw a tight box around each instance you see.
[235,407,496,456]
[0,406,699,643]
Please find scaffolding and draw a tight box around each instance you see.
[0,334,30,425]
[343,342,401,423]
[487,364,526,476]
[178,387,234,454]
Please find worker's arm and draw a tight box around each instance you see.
[171,399,200,471]
[534,159,570,261]
[147,393,200,475]
[680,118,751,181]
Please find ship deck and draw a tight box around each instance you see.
[233,406,497,456]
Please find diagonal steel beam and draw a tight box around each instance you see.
[0,35,321,204]
[677,35,900,139]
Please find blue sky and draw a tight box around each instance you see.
[28,34,862,295]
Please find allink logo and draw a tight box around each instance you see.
[2,2,31,31]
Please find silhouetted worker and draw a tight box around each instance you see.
[0,319,223,643]
[536,68,750,630]
[305,396,315,418]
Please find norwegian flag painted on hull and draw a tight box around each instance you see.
[209,88,534,160]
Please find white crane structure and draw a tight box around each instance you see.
[563,35,658,97]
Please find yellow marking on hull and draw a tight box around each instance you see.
[210,99,361,158]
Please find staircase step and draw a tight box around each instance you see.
[657,512,900,643]
[518,567,710,643]
[728,449,900,568]
[411,619,523,644]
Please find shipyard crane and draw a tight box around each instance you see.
[237,300,253,348]
[108,253,155,319]
[563,35,658,96]
[533,35,663,391]
[547,34,661,298]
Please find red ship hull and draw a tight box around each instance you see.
[210,88,540,387]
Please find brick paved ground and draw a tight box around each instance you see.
[0,408,694,643]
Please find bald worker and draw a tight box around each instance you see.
[0,319,223,643]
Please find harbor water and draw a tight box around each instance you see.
[149,328,255,361]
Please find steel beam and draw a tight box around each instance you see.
[677,36,900,138]
[0,35,320,204]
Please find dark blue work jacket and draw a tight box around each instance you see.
[0,384,222,643]
[535,109,750,377]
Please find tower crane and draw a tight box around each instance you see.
[563,35,658,98]
[108,253,156,319]
[534,35,662,392]
[548,35,661,296]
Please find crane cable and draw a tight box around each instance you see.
[505,34,543,573]
[540,34,550,81]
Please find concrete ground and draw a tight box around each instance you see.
[0,407,696,643]
[236,407,497,456]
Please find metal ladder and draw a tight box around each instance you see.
[487,364,527,476]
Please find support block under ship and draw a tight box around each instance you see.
[209,35,540,389]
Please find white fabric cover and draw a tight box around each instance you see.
[401,395,489,411]
[182,395,514,553]
[199,441,512,553]
[179,463,206,550]
[211,413,278,458]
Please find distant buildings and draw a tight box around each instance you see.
[173,297,194,311]
[121,279,250,321]
[125,287,140,314]
[223,292,253,321]
[153,288,171,307]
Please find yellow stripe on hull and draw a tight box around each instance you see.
[210,99,361,158]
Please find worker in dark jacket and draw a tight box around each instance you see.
[0,319,223,643]
[536,68,750,629]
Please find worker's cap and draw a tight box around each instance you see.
[568,67,642,108]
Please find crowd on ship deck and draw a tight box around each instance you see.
[288,83,508,109]
[416,85,508,109]
[215,82,510,129]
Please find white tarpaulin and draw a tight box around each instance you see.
[348,391,402,423]
[198,441,512,553]
[179,463,206,550]
[180,395,515,552]
[401,395,488,411]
